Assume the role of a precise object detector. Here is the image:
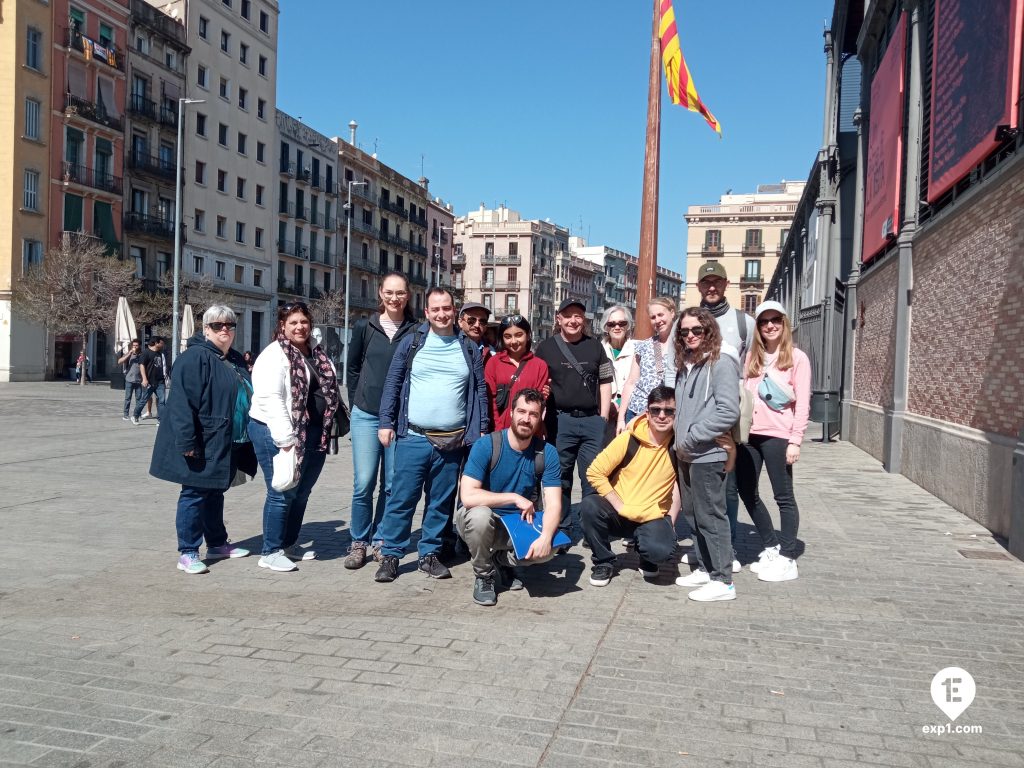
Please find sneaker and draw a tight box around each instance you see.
[589,564,614,587]
[688,581,736,602]
[680,551,691,564]
[258,550,297,572]
[757,555,798,582]
[343,542,368,570]
[418,553,451,579]
[206,542,250,559]
[176,552,208,575]
[492,552,523,591]
[122,416,130,422]
[675,569,710,587]
[374,555,399,582]
[637,559,659,580]
[749,545,781,574]
[130,416,139,425]
[285,545,315,561]
[473,575,497,606]
[732,559,742,573]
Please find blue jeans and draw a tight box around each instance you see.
[349,406,395,544]
[377,433,461,559]
[249,419,328,555]
[134,381,165,419]
[176,485,229,554]
[123,381,143,418]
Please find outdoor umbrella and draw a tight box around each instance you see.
[114,296,137,356]
[180,304,195,353]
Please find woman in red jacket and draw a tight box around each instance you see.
[484,315,549,434]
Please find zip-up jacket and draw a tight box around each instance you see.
[673,353,740,464]
[346,314,417,414]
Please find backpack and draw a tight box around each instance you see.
[735,308,749,362]
[487,429,546,505]
[221,359,253,444]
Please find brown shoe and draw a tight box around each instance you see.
[343,542,367,570]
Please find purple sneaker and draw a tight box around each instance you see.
[206,542,250,559]
[177,552,209,574]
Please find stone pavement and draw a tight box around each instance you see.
[0,382,1022,768]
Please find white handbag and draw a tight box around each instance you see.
[271,447,299,491]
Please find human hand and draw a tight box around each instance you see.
[378,429,394,447]
[786,444,800,465]
[616,418,626,435]
[514,495,536,524]
[183,449,195,457]
[541,379,551,399]
[524,535,552,561]
[715,433,736,453]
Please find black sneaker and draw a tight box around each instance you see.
[473,575,497,606]
[492,552,523,591]
[417,553,451,579]
[589,563,614,587]
[374,555,399,583]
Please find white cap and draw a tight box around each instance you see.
[754,300,787,320]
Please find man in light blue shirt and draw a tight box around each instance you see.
[376,288,488,582]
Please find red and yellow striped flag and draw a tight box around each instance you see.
[659,0,722,136]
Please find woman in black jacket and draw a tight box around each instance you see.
[149,305,257,574]
[343,271,417,569]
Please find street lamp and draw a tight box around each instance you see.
[433,224,451,287]
[172,97,205,363]
[342,179,367,388]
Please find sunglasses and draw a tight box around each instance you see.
[605,321,629,329]
[207,322,237,332]
[648,407,676,418]
[281,302,309,313]
[757,315,784,327]
[679,326,705,338]
[502,315,525,325]
[461,315,485,326]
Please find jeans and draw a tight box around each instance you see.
[175,485,229,554]
[580,494,676,569]
[349,406,395,544]
[378,433,461,559]
[736,435,800,558]
[249,419,328,555]
[134,381,165,419]
[454,505,555,576]
[550,413,605,538]
[678,461,733,584]
[123,381,143,418]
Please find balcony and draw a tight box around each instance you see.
[277,278,305,296]
[409,273,428,287]
[124,211,173,240]
[349,256,379,275]
[128,150,175,180]
[411,243,428,258]
[350,218,377,237]
[276,239,308,260]
[128,93,157,121]
[65,92,123,132]
[309,286,324,300]
[350,294,379,310]
[64,27,124,71]
[739,275,764,288]
[742,243,765,256]
[279,161,295,177]
[295,168,311,184]
[491,281,521,291]
[701,243,723,258]
[158,103,178,128]
[308,211,325,228]
[452,253,466,265]
[309,247,332,265]
[62,161,122,195]
[131,0,187,47]
[482,254,521,266]
[322,181,338,195]
[350,183,374,203]
[140,277,170,294]
[408,211,427,229]
[379,196,407,218]
[283,202,309,221]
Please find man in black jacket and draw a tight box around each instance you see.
[134,337,167,424]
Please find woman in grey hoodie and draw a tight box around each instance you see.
[672,307,740,602]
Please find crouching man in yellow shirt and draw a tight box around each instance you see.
[581,385,680,586]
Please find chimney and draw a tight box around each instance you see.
[348,120,358,145]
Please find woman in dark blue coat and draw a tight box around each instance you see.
[150,305,257,574]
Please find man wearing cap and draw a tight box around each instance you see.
[535,298,613,542]
[688,260,755,572]
[458,302,494,362]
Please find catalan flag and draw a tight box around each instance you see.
[659,0,722,136]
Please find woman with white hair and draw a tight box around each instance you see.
[149,305,256,575]
[599,305,635,427]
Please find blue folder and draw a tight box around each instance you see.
[497,511,571,560]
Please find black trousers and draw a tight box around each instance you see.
[580,494,676,568]
[736,434,800,559]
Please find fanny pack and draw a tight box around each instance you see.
[757,372,795,412]
[410,424,466,452]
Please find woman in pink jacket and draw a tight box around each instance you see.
[737,301,811,583]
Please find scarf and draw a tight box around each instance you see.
[277,332,341,470]
[701,298,731,319]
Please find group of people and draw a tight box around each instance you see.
[118,337,169,423]
[148,261,810,606]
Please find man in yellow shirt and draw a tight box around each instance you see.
[582,385,680,586]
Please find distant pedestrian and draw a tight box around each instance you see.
[118,339,143,421]
[242,350,255,373]
[249,302,342,572]
[737,301,811,583]
[618,296,678,430]
[484,315,549,434]
[74,352,91,382]
[458,302,494,361]
[134,337,167,424]
[149,305,255,575]
[599,305,636,426]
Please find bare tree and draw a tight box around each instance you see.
[133,272,234,338]
[11,234,139,385]
[308,288,346,326]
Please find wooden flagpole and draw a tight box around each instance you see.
[635,0,661,338]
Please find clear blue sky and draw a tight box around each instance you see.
[277,1,832,276]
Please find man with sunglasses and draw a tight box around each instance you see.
[581,385,680,586]
[458,302,494,362]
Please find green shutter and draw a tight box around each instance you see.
[96,137,112,156]
[93,201,118,250]
[63,193,84,232]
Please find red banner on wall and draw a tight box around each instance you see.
[928,0,1023,202]
[862,13,906,264]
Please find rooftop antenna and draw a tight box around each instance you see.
[420,154,425,177]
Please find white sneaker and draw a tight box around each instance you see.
[285,545,315,561]
[688,581,736,602]
[732,559,742,573]
[749,545,781,574]
[637,564,659,580]
[675,569,710,587]
[680,552,691,564]
[757,555,798,582]
[258,550,297,572]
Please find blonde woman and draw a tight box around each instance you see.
[617,296,677,432]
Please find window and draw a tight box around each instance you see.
[198,16,209,39]
[236,177,246,199]
[222,0,231,6]
[194,160,206,184]
[744,260,761,279]
[26,28,42,71]
[135,34,150,54]
[217,169,227,192]
[255,184,264,206]
[220,30,230,53]
[130,246,146,278]
[157,251,170,276]
[743,294,758,314]
[23,170,39,211]
[24,98,41,140]
[256,142,265,162]
[237,132,247,155]
[506,294,518,311]
[255,227,263,248]
[216,216,226,238]
[259,10,269,32]
[253,269,263,288]
[218,123,228,146]
[258,55,267,76]
[704,229,721,248]
[194,209,205,232]
[241,0,250,20]
[484,242,494,256]
[239,43,248,64]
[508,267,518,283]
[219,77,229,100]
[234,265,244,283]
[197,65,208,88]
[238,87,248,110]
[257,98,266,119]
[193,255,204,273]
[165,50,177,70]
[196,112,207,136]
[22,240,43,273]
[99,23,113,47]
[745,229,763,247]
[216,260,226,279]
[235,223,245,243]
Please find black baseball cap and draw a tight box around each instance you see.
[557,298,587,313]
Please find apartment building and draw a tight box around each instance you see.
[683,181,803,311]
[654,264,683,308]
[571,238,682,320]
[428,197,455,290]
[274,111,339,307]
[554,249,603,323]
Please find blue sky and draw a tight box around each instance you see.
[277,1,831,275]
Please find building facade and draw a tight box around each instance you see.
[428,197,454,290]
[683,181,803,313]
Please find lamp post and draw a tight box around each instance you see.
[433,224,451,287]
[172,97,205,363]
[342,179,367,388]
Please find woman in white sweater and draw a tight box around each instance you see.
[248,302,341,572]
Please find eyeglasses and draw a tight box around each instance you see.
[461,315,485,326]
[381,291,408,299]
[757,315,784,327]
[648,407,676,418]
[679,327,705,338]
[280,302,308,313]
[207,322,237,332]
[605,321,629,329]
[502,315,525,325]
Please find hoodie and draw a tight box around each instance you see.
[673,353,740,464]
[586,414,676,523]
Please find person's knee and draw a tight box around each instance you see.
[642,535,677,564]
[456,505,493,541]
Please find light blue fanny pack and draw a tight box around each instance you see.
[757,372,795,412]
